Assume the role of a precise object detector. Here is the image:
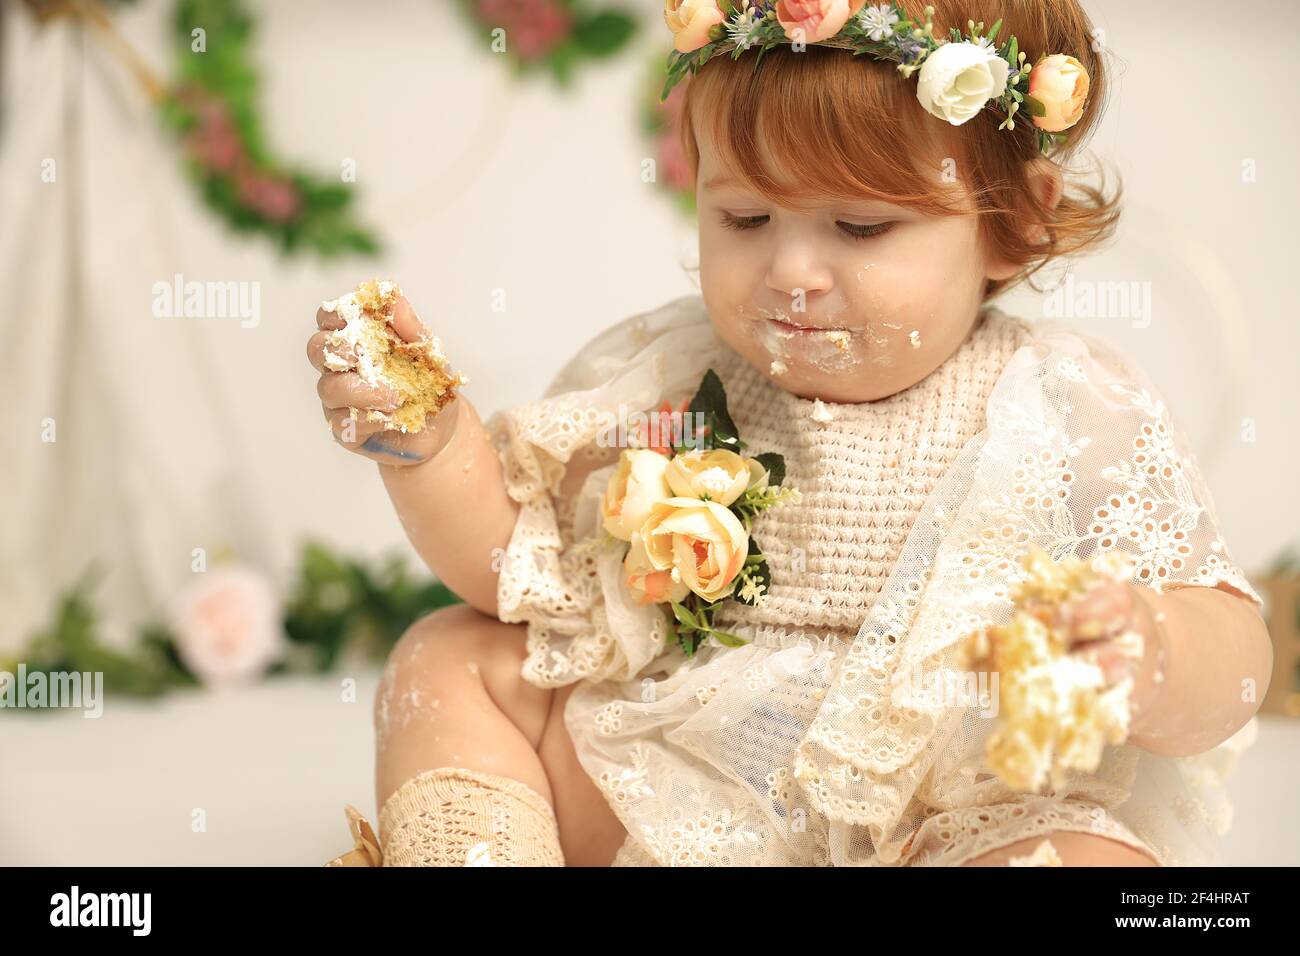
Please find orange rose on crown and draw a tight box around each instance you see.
[599,369,800,656]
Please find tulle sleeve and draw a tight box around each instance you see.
[988,321,1261,606]
[483,295,725,689]
[792,318,1264,866]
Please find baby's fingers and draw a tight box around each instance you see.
[317,371,402,412]
[389,295,429,344]
[307,331,357,372]
[316,303,346,331]
[325,406,388,446]
[1061,582,1134,644]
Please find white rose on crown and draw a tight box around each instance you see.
[915,40,1010,126]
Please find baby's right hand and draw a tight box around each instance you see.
[306,294,459,466]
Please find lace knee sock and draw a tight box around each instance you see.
[378,767,565,867]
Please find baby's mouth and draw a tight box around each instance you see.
[767,317,853,337]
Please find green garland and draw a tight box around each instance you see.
[454,0,638,87]
[1,541,462,707]
[161,0,379,257]
[640,49,697,218]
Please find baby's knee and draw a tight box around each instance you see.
[394,602,516,667]
[375,604,525,725]
[964,831,1160,867]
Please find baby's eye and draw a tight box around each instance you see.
[719,212,769,232]
[836,220,896,240]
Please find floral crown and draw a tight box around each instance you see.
[662,1,1092,155]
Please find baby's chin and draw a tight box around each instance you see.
[717,317,917,404]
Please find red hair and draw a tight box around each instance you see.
[679,0,1121,299]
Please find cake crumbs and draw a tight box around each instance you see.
[956,546,1141,794]
[823,330,851,351]
[1008,839,1063,867]
[321,278,467,434]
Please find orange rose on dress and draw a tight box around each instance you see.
[639,497,749,602]
[602,449,674,542]
[623,531,692,606]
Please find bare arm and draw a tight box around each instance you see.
[374,396,518,618]
[1125,584,1273,757]
[308,293,519,619]
[1066,580,1272,758]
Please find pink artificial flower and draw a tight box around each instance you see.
[657,131,694,193]
[185,99,244,172]
[775,0,867,43]
[477,0,573,60]
[170,565,285,686]
[235,171,302,223]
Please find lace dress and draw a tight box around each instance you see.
[484,294,1263,867]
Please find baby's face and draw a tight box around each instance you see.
[695,122,1001,404]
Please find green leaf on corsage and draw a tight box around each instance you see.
[688,368,745,451]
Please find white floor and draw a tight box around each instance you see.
[2,668,1297,866]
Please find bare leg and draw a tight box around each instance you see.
[374,603,628,866]
[961,830,1161,867]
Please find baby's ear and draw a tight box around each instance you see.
[1023,158,1065,244]
[983,159,1067,282]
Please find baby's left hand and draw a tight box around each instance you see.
[1056,581,1167,732]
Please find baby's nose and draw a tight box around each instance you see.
[765,243,834,301]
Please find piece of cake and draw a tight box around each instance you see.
[320,279,466,434]
[956,545,1141,793]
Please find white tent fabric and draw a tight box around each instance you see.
[0,12,273,651]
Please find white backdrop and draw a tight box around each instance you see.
[1,0,1297,865]
[2,0,1296,650]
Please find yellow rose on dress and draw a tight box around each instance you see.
[640,497,749,602]
[623,531,691,606]
[664,449,767,507]
[1028,54,1090,133]
[602,449,673,542]
[664,0,726,54]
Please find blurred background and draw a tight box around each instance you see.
[0,0,1296,865]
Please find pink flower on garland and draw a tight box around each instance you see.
[184,98,244,173]
[475,0,573,60]
[235,170,302,223]
[657,130,693,192]
[175,85,303,224]
[170,565,285,686]
[654,81,693,192]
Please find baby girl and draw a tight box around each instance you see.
[312,0,1272,867]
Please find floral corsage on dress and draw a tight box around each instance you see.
[599,369,800,656]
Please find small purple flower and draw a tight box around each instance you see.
[890,31,926,64]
